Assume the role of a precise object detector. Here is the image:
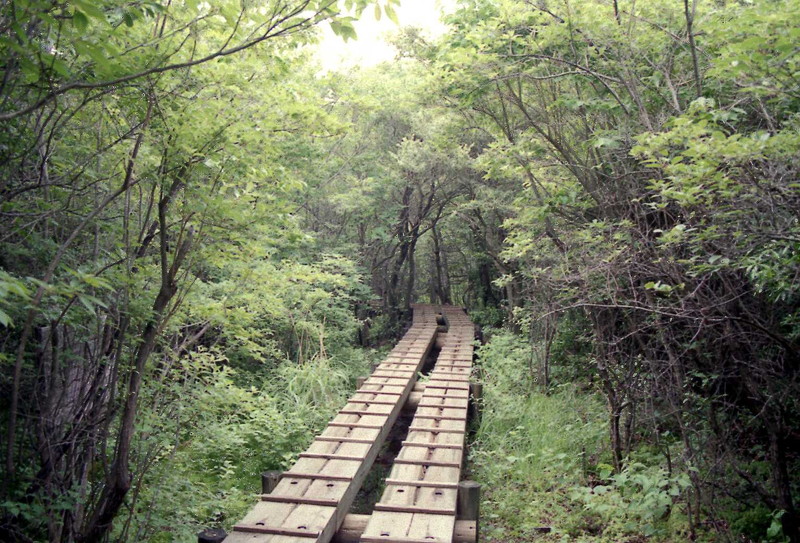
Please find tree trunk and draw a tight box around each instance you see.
[683,0,702,98]
[431,225,451,304]
[769,420,800,542]
[6,100,152,484]
[78,182,192,543]
[405,236,418,308]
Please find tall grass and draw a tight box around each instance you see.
[471,330,608,541]
[472,330,701,542]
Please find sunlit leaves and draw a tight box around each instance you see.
[330,18,358,41]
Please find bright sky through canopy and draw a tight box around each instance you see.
[316,0,456,71]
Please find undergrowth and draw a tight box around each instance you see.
[123,345,382,542]
[471,329,697,542]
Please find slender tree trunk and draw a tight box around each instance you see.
[431,225,451,304]
[387,187,413,323]
[78,175,192,542]
[78,286,175,542]
[609,405,623,473]
[6,99,152,484]
[684,0,702,98]
[405,236,418,308]
[769,420,800,542]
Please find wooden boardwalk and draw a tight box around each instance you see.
[361,306,475,543]
[224,305,476,543]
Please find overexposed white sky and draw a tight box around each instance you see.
[316,0,457,71]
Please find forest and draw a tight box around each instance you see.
[0,0,798,541]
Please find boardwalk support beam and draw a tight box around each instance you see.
[198,528,227,543]
[457,480,481,542]
[260,470,282,494]
[468,382,483,425]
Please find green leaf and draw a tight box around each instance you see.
[73,10,89,32]
[374,4,381,21]
[384,3,398,24]
[73,0,106,19]
[19,56,38,83]
[0,308,11,327]
[78,295,96,315]
[767,511,784,538]
[330,21,357,41]
[75,40,112,73]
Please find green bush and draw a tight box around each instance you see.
[116,339,379,541]
[570,463,692,538]
[729,506,790,543]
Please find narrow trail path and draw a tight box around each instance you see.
[223,305,479,543]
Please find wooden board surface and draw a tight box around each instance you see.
[360,306,475,543]
[225,315,438,543]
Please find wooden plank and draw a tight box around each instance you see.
[400,441,463,450]
[421,393,469,400]
[393,458,462,468]
[298,453,367,462]
[327,422,384,430]
[233,525,321,537]
[417,401,469,409]
[406,426,464,434]
[361,537,449,543]
[412,415,466,421]
[361,511,455,543]
[384,479,459,489]
[338,408,393,416]
[261,495,339,507]
[373,504,456,515]
[344,399,398,406]
[282,472,352,482]
[424,383,471,390]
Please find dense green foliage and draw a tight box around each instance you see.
[0,1,396,541]
[473,331,696,541]
[1,0,799,541]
